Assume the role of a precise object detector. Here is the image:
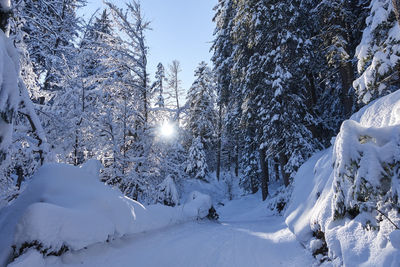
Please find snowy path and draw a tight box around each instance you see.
[48,195,314,267]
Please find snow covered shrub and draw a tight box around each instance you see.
[183,191,215,219]
[332,120,400,225]
[156,175,179,207]
[206,206,219,221]
[266,185,293,215]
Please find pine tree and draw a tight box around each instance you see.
[154,62,165,108]
[354,0,400,103]
[186,137,208,181]
[186,62,217,148]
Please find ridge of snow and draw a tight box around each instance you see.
[0,162,213,266]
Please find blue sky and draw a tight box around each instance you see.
[79,0,217,95]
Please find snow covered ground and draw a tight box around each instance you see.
[19,193,313,267]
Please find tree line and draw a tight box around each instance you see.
[210,0,400,200]
[1,0,400,205]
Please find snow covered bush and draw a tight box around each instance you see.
[156,175,179,207]
[332,119,400,224]
[0,162,214,266]
[285,90,400,266]
[183,191,213,219]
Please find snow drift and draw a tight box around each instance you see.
[285,89,400,265]
[0,161,213,266]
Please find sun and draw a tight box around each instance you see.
[160,121,175,138]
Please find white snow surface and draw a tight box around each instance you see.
[0,162,213,266]
[9,193,313,267]
[285,89,400,266]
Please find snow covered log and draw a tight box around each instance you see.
[285,89,400,265]
[0,161,213,266]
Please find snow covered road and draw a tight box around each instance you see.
[45,195,315,267]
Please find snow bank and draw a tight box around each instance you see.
[285,90,400,265]
[0,162,213,266]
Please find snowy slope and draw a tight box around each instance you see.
[285,89,400,265]
[0,161,213,266]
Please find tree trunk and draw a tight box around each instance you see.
[16,166,24,189]
[274,160,280,181]
[259,149,269,201]
[234,133,239,177]
[339,61,354,118]
[216,101,222,181]
[143,69,148,124]
[306,71,317,106]
[279,153,290,187]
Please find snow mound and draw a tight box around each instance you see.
[0,162,213,266]
[285,90,400,266]
[183,191,212,218]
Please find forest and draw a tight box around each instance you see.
[1,0,400,266]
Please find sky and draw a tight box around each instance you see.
[79,0,217,95]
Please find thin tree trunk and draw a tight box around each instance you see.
[16,166,24,189]
[274,160,280,181]
[143,69,148,124]
[339,62,354,118]
[259,149,269,201]
[279,153,290,187]
[216,101,222,181]
[306,71,317,106]
[235,132,239,177]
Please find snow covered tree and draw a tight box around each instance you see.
[315,0,368,116]
[186,62,216,148]
[154,62,165,108]
[0,0,49,199]
[186,137,208,181]
[106,0,150,125]
[0,21,20,195]
[156,175,179,207]
[17,0,85,92]
[166,60,184,123]
[354,0,400,104]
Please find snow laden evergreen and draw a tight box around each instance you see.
[212,0,322,199]
[186,137,208,181]
[354,0,400,104]
[185,62,217,181]
[153,62,165,108]
[156,175,179,207]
